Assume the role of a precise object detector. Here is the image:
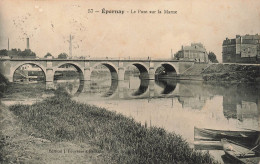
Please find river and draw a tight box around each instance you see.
[1,77,260,163]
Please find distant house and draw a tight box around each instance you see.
[173,43,209,63]
[222,34,260,63]
[20,64,41,71]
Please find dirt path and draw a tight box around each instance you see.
[0,103,103,164]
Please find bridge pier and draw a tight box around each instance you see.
[46,61,54,82]
[46,68,54,82]
[148,67,155,80]
[83,80,91,93]
[4,74,13,82]
[118,67,125,81]
[46,81,55,90]
[118,80,125,99]
[84,68,91,81]
[149,80,155,97]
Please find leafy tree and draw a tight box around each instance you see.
[58,53,68,59]
[208,51,219,63]
[5,49,36,58]
[7,49,21,58]
[44,52,53,58]
[173,51,183,60]
[0,49,8,56]
[17,49,36,58]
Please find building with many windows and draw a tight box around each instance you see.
[222,34,260,63]
[173,43,208,63]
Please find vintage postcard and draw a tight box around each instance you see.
[0,0,260,163]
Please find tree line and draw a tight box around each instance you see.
[0,49,69,59]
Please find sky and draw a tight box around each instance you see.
[0,0,260,62]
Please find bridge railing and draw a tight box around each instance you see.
[0,57,189,62]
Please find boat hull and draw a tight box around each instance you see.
[194,127,259,147]
[221,139,260,164]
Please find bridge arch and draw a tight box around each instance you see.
[11,62,46,82]
[124,62,149,80]
[154,62,179,79]
[91,62,118,80]
[54,62,84,81]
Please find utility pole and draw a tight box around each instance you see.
[67,34,74,58]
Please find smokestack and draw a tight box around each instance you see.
[26,38,30,49]
[67,34,74,58]
[8,38,9,51]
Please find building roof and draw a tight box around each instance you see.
[241,34,260,40]
[182,43,207,52]
[223,34,260,45]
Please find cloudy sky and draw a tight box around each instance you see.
[0,0,260,61]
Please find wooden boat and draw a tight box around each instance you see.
[194,140,223,150]
[194,126,259,147]
[221,139,260,164]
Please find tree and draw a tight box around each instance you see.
[44,52,53,58]
[208,51,219,63]
[0,49,8,56]
[17,49,36,58]
[58,53,68,59]
[7,48,21,58]
[174,51,183,60]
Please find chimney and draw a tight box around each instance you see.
[8,38,9,51]
[26,38,30,49]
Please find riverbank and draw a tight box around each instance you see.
[1,88,218,163]
[202,64,260,83]
[179,63,260,83]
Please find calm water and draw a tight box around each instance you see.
[2,77,260,163]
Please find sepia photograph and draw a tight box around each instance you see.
[0,0,260,163]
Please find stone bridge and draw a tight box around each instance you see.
[0,58,194,82]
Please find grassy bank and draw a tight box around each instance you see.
[6,88,218,163]
[0,103,102,164]
[202,64,260,83]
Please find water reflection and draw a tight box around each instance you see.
[132,79,149,96]
[49,78,181,99]
[155,79,177,94]
[53,79,84,96]
[102,80,118,97]
[75,80,260,132]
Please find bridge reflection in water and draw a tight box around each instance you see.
[49,79,259,124]
[58,79,260,130]
[50,78,179,100]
